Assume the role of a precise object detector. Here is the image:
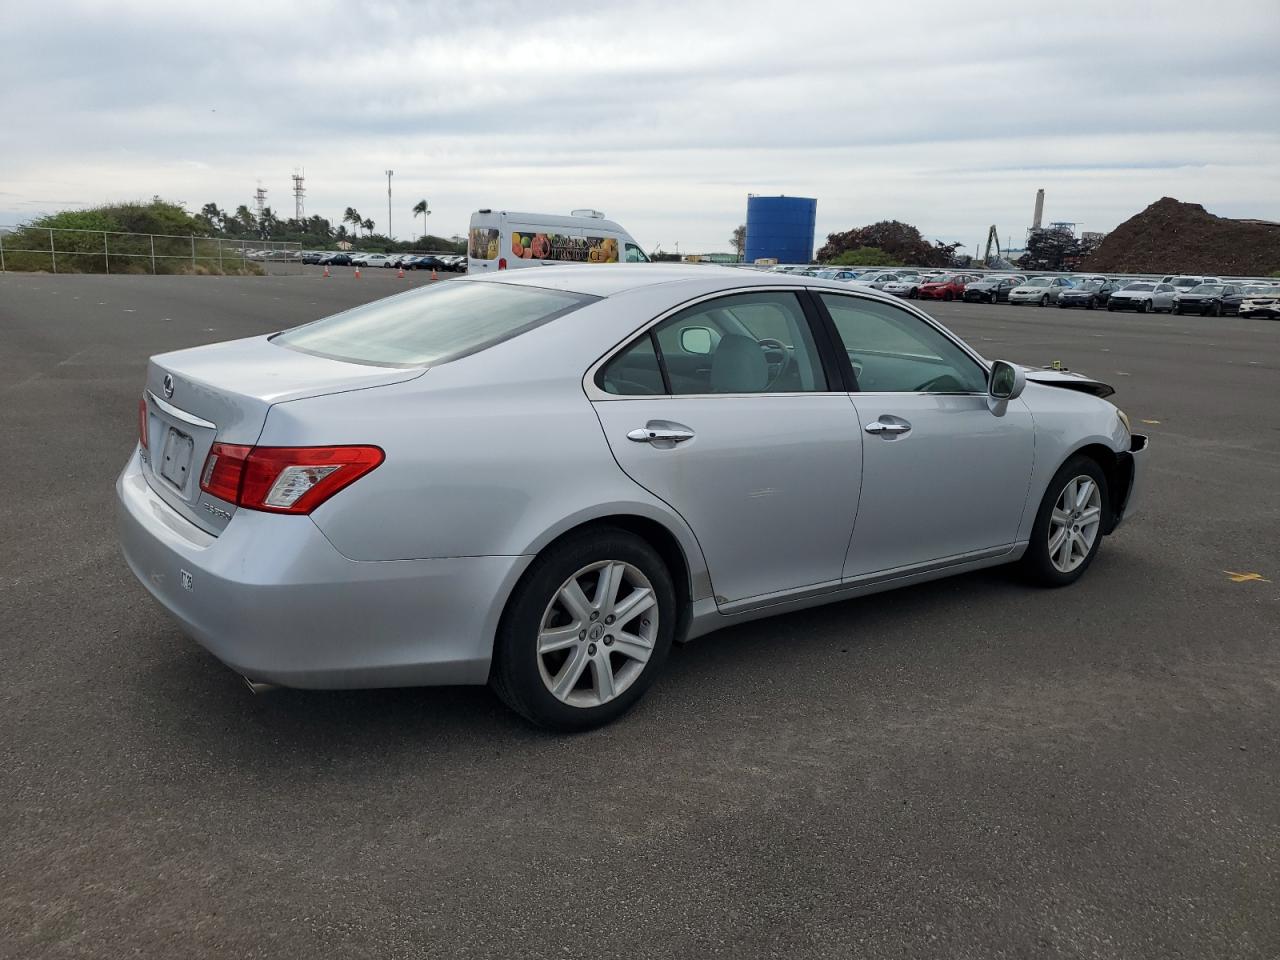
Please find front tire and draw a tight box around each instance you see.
[1040,294,1049,307]
[490,527,676,731]
[1021,455,1109,587]
[1142,300,1153,313]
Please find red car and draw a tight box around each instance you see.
[917,274,974,301]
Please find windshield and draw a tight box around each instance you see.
[1189,284,1225,294]
[928,275,954,284]
[816,270,839,279]
[275,281,594,367]
[1072,281,1103,291]
[1124,282,1155,291]
[1023,278,1052,287]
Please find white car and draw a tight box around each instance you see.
[848,271,902,289]
[1008,277,1075,306]
[1238,285,1280,319]
[881,278,925,298]
[1161,275,1222,290]
[1107,281,1176,314]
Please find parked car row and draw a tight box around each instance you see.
[298,251,468,271]
[772,264,1279,318]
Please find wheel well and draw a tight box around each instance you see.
[521,516,695,643]
[1070,443,1132,533]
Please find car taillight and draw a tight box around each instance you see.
[498,257,507,270]
[138,396,149,449]
[199,444,384,515]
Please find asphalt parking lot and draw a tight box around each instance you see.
[2,270,1277,960]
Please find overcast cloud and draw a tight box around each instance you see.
[2,0,1278,252]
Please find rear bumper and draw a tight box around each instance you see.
[116,448,531,688]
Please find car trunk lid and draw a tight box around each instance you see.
[141,335,423,535]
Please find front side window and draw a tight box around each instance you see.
[819,294,987,394]
[598,291,828,396]
[624,243,649,263]
[276,281,593,367]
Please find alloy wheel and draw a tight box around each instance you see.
[1048,476,1102,574]
[536,560,658,708]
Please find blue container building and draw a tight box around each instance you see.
[744,195,817,264]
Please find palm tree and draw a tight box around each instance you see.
[412,199,430,242]
[362,217,375,236]
[343,207,362,238]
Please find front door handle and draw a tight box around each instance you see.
[864,418,911,436]
[628,420,695,445]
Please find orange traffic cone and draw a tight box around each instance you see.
[430,268,439,281]
[323,265,330,278]
[354,266,361,279]
[397,266,405,279]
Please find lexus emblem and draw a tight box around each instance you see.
[162,374,175,399]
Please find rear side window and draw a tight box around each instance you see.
[275,281,593,367]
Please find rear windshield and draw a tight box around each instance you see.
[274,281,594,367]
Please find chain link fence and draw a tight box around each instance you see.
[0,226,301,275]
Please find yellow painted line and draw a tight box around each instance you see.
[1141,419,1161,425]
[1224,571,1271,583]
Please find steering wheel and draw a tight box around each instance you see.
[757,338,793,388]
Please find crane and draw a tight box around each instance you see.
[982,225,1016,270]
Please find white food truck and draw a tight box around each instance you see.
[467,209,649,272]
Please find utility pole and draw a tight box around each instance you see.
[386,169,394,240]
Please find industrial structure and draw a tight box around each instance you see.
[745,195,817,265]
[291,170,305,221]
[254,184,267,221]
[1032,188,1045,231]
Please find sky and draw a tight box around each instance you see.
[2,0,1278,254]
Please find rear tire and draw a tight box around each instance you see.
[490,527,676,731]
[1021,455,1110,587]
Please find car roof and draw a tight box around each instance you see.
[458,263,902,300]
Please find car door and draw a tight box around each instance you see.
[1154,284,1175,311]
[590,290,863,606]
[814,292,1035,578]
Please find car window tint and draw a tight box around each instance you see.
[820,294,987,394]
[598,333,666,395]
[651,292,827,394]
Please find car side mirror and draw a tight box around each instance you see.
[988,360,1026,402]
[679,326,715,355]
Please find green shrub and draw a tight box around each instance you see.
[828,246,904,267]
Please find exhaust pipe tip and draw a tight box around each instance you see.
[241,675,279,695]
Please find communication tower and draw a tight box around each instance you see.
[291,170,305,221]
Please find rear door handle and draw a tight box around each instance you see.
[864,418,911,436]
[628,421,695,445]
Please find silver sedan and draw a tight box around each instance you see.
[118,266,1147,729]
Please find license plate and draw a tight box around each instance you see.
[159,427,195,490]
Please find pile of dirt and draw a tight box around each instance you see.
[1082,197,1280,276]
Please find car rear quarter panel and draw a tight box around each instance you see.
[1016,381,1131,541]
[257,290,715,597]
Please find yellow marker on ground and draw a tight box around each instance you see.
[1141,419,1161,425]
[1224,571,1271,583]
